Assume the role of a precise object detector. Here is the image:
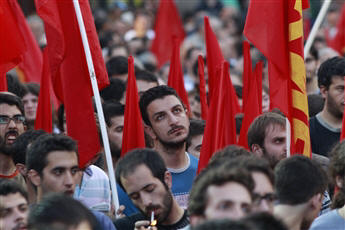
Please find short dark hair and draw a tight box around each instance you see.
[26,134,78,176]
[210,145,251,166]
[186,119,205,150]
[193,219,254,230]
[135,69,159,85]
[116,148,167,191]
[102,101,125,127]
[28,193,99,230]
[139,85,184,126]
[23,83,40,97]
[247,112,285,148]
[12,129,46,165]
[0,93,24,115]
[188,165,254,216]
[308,94,324,117]
[328,140,345,209]
[100,78,126,102]
[274,155,327,205]
[0,179,28,201]
[106,56,128,77]
[237,155,274,185]
[317,57,345,89]
[243,212,288,230]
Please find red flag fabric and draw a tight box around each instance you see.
[204,17,241,114]
[151,0,185,68]
[197,61,237,173]
[8,0,43,83]
[238,61,263,149]
[244,0,311,157]
[35,0,109,168]
[329,3,345,55]
[198,55,208,120]
[121,56,146,156]
[0,0,26,88]
[244,1,290,115]
[242,41,252,111]
[35,49,52,133]
[167,37,191,114]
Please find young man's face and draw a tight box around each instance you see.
[22,93,38,122]
[38,151,80,196]
[0,104,25,149]
[187,134,203,158]
[145,95,189,147]
[0,192,28,230]
[107,115,124,150]
[203,182,252,220]
[322,76,344,119]
[121,164,173,224]
[262,124,286,168]
[251,172,274,213]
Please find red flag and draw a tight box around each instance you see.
[0,0,26,90]
[35,0,109,168]
[244,0,311,157]
[8,0,43,83]
[238,61,263,149]
[121,56,146,156]
[198,55,208,120]
[35,49,52,133]
[242,41,252,111]
[197,61,237,173]
[151,0,185,68]
[329,3,345,55]
[167,37,191,114]
[204,17,241,114]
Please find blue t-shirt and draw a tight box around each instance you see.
[168,153,198,209]
[310,209,345,230]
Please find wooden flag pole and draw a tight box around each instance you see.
[72,0,120,217]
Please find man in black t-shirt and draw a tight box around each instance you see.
[309,57,345,157]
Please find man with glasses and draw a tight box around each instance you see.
[0,93,26,183]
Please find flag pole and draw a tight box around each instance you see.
[304,0,332,57]
[72,0,120,217]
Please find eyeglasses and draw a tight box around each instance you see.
[0,115,25,125]
[253,193,276,205]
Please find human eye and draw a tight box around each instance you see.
[242,204,252,214]
[173,107,183,114]
[53,168,64,176]
[115,126,123,132]
[130,193,139,201]
[13,115,25,123]
[218,201,233,211]
[18,204,28,213]
[0,116,10,124]
[144,184,155,193]
[154,113,165,121]
[71,167,80,175]
[0,208,10,218]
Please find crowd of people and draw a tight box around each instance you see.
[1,0,345,230]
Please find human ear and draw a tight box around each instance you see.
[319,86,328,99]
[164,171,172,189]
[144,125,157,140]
[251,144,264,157]
[27,169,41,187]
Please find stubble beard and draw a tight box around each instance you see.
[327,93,343,120]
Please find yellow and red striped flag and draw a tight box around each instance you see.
[244,0,311,157]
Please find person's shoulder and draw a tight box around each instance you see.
[187,153,198,166]
[310,209,344,230]
[92,210,116,230]
[113,213,146,230]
